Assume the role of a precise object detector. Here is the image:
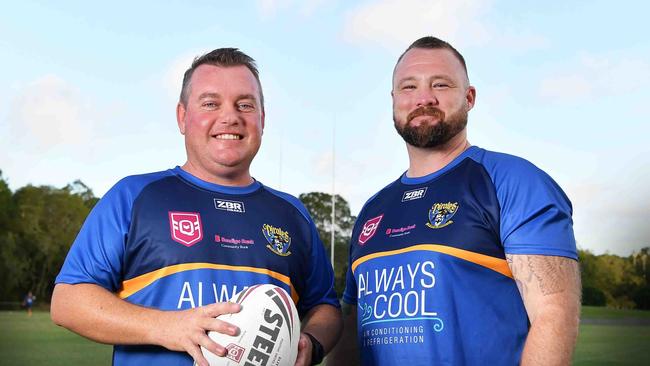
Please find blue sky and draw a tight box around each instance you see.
[1,0,648,256]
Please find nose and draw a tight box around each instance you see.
[416,89,437,107]
[219,104,241,125]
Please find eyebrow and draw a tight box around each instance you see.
[236,94,258,101]
[397,75,455,85]
[198,92,257,101]
[198,92,220,100]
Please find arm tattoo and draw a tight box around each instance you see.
[507,254,580,297]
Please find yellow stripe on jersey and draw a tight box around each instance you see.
[117,263,298,302]
[351,244,513,279]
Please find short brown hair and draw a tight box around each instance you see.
[179,48,264,111]
[394,36,468,80]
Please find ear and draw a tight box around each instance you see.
[176,102,186,135]
[465,86,476,111]
[260,110,266,134]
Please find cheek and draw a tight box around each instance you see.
[394,97,413,114]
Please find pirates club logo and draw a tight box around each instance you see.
[262,224,292,256]
[426,202,459,229]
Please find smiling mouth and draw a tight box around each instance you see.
[213,133,243,140]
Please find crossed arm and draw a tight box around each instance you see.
[506,254,581,366]
[51,283,342,366]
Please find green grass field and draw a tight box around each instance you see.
[1,307,648,365]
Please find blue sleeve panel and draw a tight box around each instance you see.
[469,149,578,259]
[55,171,171,291]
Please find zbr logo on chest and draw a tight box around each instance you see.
[358,214,383,245]
[169,212,203,247]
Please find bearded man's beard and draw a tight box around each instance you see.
[394,105,468,148]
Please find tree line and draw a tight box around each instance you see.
[0,171,648,310]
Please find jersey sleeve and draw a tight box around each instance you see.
[297,220,340,313]
[263,188,340,313]
[55,177,139,291]
[484,153,577,259]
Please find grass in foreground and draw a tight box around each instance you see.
[581,305,650,319]
[1,308,649,365]
[0,310,112,366]
[573,323,650,365]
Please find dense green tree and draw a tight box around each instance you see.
[299,192,356,297]
[0,175,97,303]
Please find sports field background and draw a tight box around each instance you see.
[1,306,649,365]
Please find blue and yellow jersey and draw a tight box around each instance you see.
[56,167,338,365]
[342,146,577,366]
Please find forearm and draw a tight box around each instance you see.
[521,303,579,365]
[507,254,581,366]
[327,303,359,365]
[301,304,343,353]
[51,283,166,345]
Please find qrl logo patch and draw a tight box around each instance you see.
[358,214,383,245]
[169,212,203,247]
[225,343,245,362]
[402,187,428,202]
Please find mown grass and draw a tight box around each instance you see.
[0,307,648,365]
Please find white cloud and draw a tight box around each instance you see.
[341,0,492,50]
[539,54,650,101]
[7,75,90,148]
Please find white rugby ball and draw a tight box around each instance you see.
[199,284,301,366]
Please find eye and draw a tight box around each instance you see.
[433,83,450,89]
[202,101,219,109]
[238,103,255,111]
[401,84,416,91]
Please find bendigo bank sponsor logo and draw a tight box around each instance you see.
[214,234,255,249]
[358,215,384,245]
[401,187,428,202]
[426,202,459,229]
[385,224,416,238]
[169,211,203,247]
[262,224,292,256]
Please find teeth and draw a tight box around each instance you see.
[215,134,241,140]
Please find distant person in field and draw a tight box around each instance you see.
[329,36,581,365]
[23,290,35,317]
[51,48,342,366]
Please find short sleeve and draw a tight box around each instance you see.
[54,174,161,291]
[483,153,577,259]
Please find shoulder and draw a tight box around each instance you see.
[355,178,402,220]
[467,147,550,183]
[467,147,567,199]
[94,170,175,213]
[260,184,314,225]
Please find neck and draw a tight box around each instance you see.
[405,130,470,178]
[181,161,254,187]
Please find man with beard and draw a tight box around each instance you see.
[329,37,580,365]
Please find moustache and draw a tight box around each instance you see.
[407,106,445,124]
